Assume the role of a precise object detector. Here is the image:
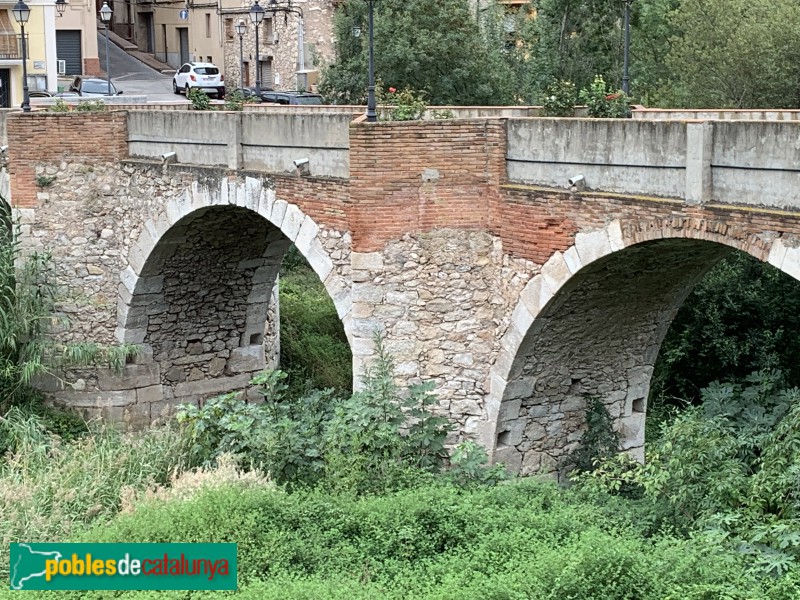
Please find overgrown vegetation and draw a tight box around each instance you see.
[278,246,351,394]
[0,199,137,409]
[580,370,800,577]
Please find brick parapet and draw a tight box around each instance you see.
[349,118,507,252]
[8,112,128,207]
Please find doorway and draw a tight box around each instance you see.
[0,69,9,108]
[177,28,189,65]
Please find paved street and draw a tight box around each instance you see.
[97,33,188,103]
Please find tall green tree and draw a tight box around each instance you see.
[320,0,515,105]
[660,0,800,108]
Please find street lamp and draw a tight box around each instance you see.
[249,0,265,96]
[100,1,112,97]
[365,0,376,122]
[55,0,66,17]
[11,0,30,112]
[622,0,632,95]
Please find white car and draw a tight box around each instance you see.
[173,62,225,98]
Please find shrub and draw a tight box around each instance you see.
[74,100,107,112]
[45,98,70,113]
[541,79,577,116]
[379,86,427,121]
[187,88,211,110]
[223,89,246,111]
[579,75,631,118]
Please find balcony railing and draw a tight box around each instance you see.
[0,33,20,60]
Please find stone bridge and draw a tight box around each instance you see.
[6,109,800,476]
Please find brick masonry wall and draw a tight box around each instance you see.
[8,112,127,208]
[348,119,506,252]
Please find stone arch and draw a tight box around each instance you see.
[484,218,800,476]
[115,176,352,413]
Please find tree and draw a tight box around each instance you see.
[652,252,800,406]
[660,0,800,108]
[320,0,515,106]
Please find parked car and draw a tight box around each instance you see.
[69,77,122,97]
[173,62,225,98]
[229,87,263,103]
[261,91,323,105]
[28,90,52,98]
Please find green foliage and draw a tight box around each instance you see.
[586,371,800,575]
[659,0,800,108]
[541,79,578,116]
[0,407,190,580]
[223,89,246,111]
[320,0,515,106]
[178,335,505,495]
[378,86,427,121]
[71,478,797,598]
[35,175,56,188]
[46,98,71,113]
[0,199,58,404]
[74,100,107,112]
[652,251,800,407]
[579,75,631,117]
[279,246,352,394]
[567,395,620,474]
[187,88,211,111]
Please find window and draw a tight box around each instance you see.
[194,66,219,75]
[205,13,211,38]
[264,18,274,44]
[243,61,249,86]
[224,18,233,41]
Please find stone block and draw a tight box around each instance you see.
[173,373,252,399]
[492,445,522,473]
[540,251,572,293]
[137,384,164,404]
[519,276,554,318]
[281,204,305,241]
[767,238,788,270]
[227,345,266,373]
[510,302,534,337]
[351,252,384,271]
[257,187,276,217]
[120,266,138,294]
[451,399,482,416]
[619,412,646,450]
[562,245,583,274]
[124,403,153,429]
[351,335,375,357]
[504,377,535,400]
[353,283,384,303]
[498,417,527,446]
[324,274,352,319]
[98,363,161,391]
[269,199,288,227]
[294,217,320,255]
[245,177,262,211]
[499,322,525,358]
[305,239,334,282]
[575,229,612,266]
[607,220,625,252]
[497,399,522,422]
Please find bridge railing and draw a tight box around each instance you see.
[127,110,352,178]
[505,118,800,209]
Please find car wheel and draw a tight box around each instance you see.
[217,89,225,100]
[172,80,180,95]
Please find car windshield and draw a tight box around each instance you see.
[83,80,115,94]
[294,96,322,105]
[194,67,219,75]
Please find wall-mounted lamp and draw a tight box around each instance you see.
[55,0,66,17]
[568,174,586,192]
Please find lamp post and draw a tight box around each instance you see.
[622,0,632,95]
[234,19,246,90]
[365,0,376,122]
[12,0,30,112]
[100,1,112,96]
[250,0,265,96]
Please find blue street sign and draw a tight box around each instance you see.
[179,9,189,20]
